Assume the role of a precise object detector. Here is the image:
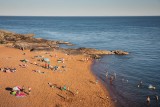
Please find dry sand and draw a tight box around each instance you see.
[0,45,115,107]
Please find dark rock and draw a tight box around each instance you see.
[30,47,53,51]
[112,50,129,55]
[0,40,7,44]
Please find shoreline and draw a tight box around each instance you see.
[0,29,128,106]
[0,45,115,107]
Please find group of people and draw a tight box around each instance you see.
[146,95,158,105]
[33,70,45,74]
[105,71,116,85]
[48,83,78,96]
[105,71,159,105]
[44,61,50,69]
[11,86,32,97]
[0,67,16,73]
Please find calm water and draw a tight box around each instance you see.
[0,16,160,107]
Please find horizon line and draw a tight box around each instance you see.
[0,15,160,17]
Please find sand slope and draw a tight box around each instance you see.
[0,46,114,107]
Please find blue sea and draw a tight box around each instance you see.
[0,16,160,107]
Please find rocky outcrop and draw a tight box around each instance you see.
[0,30,35,42]
[58,47,128,59]
[0,29,129,58]
[0,29,72,49]
[112,50,129,55]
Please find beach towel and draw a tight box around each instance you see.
[13,86,21,91]
[16,92,26,97]
[57,60,62,63]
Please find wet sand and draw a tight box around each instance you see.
[0,45,115,107]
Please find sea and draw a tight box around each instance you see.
[0,16,160,107]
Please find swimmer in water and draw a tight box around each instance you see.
[106,71,108,78]
[137,80,143,88]
[155,95,158,102]
[113,72,116,79]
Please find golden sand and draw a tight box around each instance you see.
[0,46,114,107]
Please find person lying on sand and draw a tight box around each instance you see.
[11,86,27,97]
[20,59,29,63]
[10,68,16,72]
[19,63,28,68]
[48,83,58,88]
[0,67,16,73]
[21,86,25,92]
[33,70,45,74]
[53,66,59,71]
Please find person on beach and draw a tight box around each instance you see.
[96,80,99,84]
[21,86,25,92]
[20,63,28,68]
[28,87,31,95]
[47,61,50,69]
[45,62,47,68]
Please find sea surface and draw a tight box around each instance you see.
[0,16,160,107]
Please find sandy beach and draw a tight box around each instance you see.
[0,45,114,107]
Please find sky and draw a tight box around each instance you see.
[0,0,160,16]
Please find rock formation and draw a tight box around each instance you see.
[0,29,129,58]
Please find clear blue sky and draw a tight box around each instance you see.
[0,0,160,16]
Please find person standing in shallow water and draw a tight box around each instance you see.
[110,76,114,85]
[146,96,150,106]
[106,71,108,79]
[155,95,158,102]
[113,72,116,80]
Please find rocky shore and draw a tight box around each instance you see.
[0,29,129,58]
